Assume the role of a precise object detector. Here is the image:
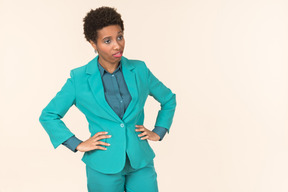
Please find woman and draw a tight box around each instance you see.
[39,6,176,192]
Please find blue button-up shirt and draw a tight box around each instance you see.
[62,60,167,152]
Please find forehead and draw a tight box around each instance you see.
[97,25,123,38]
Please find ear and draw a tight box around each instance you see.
[89,40,97,51]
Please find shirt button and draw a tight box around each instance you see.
[120,100,123,103]
[112,74,114,77]
[120,123,124,127]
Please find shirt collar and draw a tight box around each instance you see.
[97,60,122,77]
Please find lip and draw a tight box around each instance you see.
[112,51,123,58]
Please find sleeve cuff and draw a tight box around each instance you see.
[152,126,167,141]
[62,135,83,152]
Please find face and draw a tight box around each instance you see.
[90,25,125,66]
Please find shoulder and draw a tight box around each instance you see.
[70,62,90,74]
[70,65,87,75]
[121,56,148,71]
[69,57,97,77]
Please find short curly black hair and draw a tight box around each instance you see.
[83,6,124,43]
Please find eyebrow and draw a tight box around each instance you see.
[102,31,123,40]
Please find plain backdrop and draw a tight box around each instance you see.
[1,0,288,191]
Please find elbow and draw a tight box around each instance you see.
[172,94,177,112]
[39,109,60,123]
[170,93,177,109]
[39,110,44,123]
[39,109,47,124]
[161,92,176,110]
[173,93,176,108]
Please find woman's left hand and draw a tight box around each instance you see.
[135,125,160,141]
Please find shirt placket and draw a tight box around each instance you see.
[111,73,125,119]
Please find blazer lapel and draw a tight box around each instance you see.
[86,56,121,122]
[121,57,139,120]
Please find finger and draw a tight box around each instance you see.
[95,134,111,141]
[141,136,149,140]
[94,146,107,150]
[138,132,147,137]
[135,127,145,132]
[92,132,108,138]
[135,125,144,128]
[95,141,110,146]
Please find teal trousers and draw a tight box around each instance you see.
[86,154,158,192]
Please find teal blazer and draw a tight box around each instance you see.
[39,56,176,174]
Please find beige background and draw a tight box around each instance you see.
[1,0,288,191]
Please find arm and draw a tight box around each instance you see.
[135,66,176,141]
[147,67,176,133]
[39,70,77,149]
[39,70,112,152]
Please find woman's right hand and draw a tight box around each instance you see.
[76,132,111,152]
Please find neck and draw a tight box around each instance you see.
[98,57,119,74]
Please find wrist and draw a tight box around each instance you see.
[76,142,83,151]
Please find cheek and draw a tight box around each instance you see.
[98,46,111,55]
[121,40,125,48]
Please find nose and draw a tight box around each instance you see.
[113,41,120,50]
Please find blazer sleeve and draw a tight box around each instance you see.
[147,67,176,133]
[39,70,76,149]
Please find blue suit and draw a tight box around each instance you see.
[39,56,176,174]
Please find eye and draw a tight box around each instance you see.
[117,35,123,41]
[104,39,111,44]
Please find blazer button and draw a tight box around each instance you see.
[120,123,125,128]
